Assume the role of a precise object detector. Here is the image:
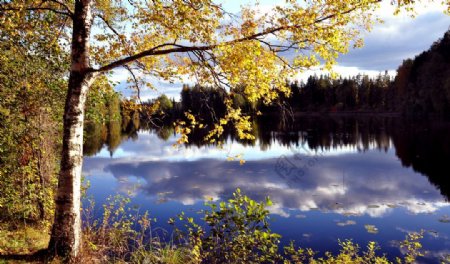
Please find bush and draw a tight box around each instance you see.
[173,188,282,263]
[81,189,426,264]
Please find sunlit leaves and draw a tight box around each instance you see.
[175,188,282,263]
[214,41,292,104]
[203,100,255,145]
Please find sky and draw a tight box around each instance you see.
[111,1,450,101]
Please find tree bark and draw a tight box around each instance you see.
[48,0,95,260]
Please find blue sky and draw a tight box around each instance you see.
[111,1,450,101]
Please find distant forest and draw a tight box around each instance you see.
[132,29,450,125]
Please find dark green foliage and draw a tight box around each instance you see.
[180,84,228,124]
[271,73,393,113]
[393,29,450,117]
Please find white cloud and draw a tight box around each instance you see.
[338,2,450,71]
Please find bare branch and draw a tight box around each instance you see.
[123,65,143,104]
[46,0,73,16]
[96,14,121,38]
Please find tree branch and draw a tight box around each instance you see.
[0,6,72,17]
[94,1,380,73]
[123,65,143,104]
[46,0,74,16]
[96,14,121,38]
[94,43,194,72]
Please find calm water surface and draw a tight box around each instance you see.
[83,116,450,263]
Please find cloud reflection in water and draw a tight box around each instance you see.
[84,148,449,218]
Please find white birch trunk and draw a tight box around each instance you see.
[48,0,95,260]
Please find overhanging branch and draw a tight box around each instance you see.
[93,0,380,73]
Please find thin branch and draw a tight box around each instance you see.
[0,6,72,17]
[47,15,70,48]
[96,13,137,58]
[97,14,121,38]
[192,50,229,90]
[123,65,143,104]
[46,0,73,16]
[257,38,306,53]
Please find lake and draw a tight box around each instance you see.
[83,115,450,263]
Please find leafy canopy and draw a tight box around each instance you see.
[1,0,448,142]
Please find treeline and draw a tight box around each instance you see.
[140,68,442,125]
[289,29,450,116]
[393,29,450,116]
[139,73,398,125]
[140,85,229,124]
[139,29,450,122]
[285,73,394,112]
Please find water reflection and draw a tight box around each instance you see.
[86,150,446,218]
[83,116,450,262]
[84,116,450,203]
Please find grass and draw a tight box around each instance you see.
[0,223,49,256]
[130,245,195,264]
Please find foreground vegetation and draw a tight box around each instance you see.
[0,189,429,263]
[0,189,430,263]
